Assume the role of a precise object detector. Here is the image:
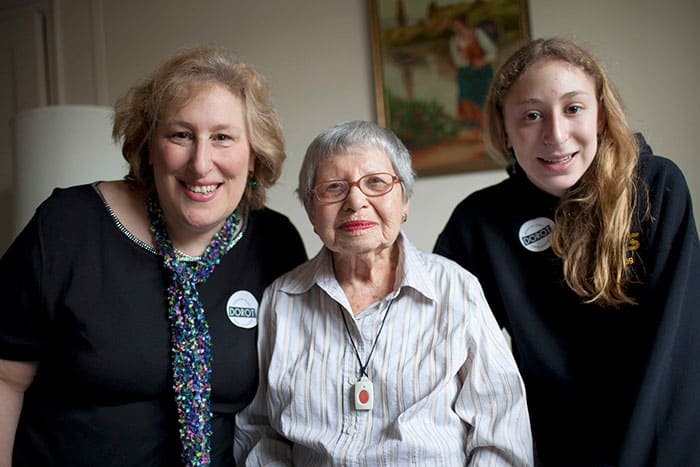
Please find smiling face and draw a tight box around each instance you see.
[150,83,255,244]
[503,59,601,197]
[308,149,408,259]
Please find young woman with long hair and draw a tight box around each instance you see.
[435,37,700,466]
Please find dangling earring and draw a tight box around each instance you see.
[248,171,258,190]
[508,150,517,175]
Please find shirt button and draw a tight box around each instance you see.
[349,378,357,385]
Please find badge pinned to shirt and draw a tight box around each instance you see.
[519,217,555,252]
[226,290,258,329]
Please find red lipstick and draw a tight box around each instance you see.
[339,220,376,232]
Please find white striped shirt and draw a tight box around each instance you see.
[235,232,533,466]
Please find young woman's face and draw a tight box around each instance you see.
[503,60,601,197]
[150,84,254,241]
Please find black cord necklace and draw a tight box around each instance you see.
[338,297,395,411]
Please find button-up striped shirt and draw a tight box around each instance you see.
[235,232,533,466]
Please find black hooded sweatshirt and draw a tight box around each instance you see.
[434,135,700,466]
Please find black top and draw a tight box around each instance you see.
[0,184,307,466]
[434,137,700,466]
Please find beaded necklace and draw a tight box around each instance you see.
[147,194,240,466]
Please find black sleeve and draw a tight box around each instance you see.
[259,209,307,276]
[619,156,700,466]
[279,215,308,271]
[433,199,472,265]
[0,210,48,361]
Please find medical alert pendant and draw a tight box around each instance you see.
[354,376,373,411]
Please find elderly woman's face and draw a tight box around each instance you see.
[309,148,408,258]
[150,84,254,239]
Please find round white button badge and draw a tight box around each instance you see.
[518,217,555,252]
[226,290,259,328]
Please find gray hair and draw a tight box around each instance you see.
[297,120,415,213]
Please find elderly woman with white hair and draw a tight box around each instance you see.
[235,120,533,466]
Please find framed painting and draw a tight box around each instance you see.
[369,0,531,176]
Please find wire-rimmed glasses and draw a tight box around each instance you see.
[311,172,401,204]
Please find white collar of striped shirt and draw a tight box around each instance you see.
[279,230,438,304]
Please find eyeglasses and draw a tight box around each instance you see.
[311,172,401,204]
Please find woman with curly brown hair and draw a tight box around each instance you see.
[435,37,700,466]
[0,46,306,466]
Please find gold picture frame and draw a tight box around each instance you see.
[370,0,531,176]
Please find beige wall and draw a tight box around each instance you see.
[49,0,700,253]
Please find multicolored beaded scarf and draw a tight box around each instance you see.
[147,194,240,466]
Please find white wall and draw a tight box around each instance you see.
[52,0,699,255]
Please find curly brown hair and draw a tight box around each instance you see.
[112,45,286,210]
[484,37,641,306]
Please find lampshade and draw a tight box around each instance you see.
[12,105,127,235]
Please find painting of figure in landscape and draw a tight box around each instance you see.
[370,0,530,175]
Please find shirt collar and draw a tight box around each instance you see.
[279,230,437,304]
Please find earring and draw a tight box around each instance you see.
[509,151,517,175]
[401,213,408,223]
[248,171,258,190]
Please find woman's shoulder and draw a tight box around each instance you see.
[448,176,515,218]
[9,183,111,261]
[247,207,306,250]
[248,206,297,228]
[34,183,104,222]
[638,152,688,184]
[404,235,481,286]
[634,134,687,184]
[637,153,692,212]
[417,247,481,282]
[263,249,323,297]
[635,151,697,248]
[242,207,308,276]
[41,182,98,203]
[93,180,153,247]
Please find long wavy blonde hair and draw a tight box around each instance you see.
[484,37,641,306]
